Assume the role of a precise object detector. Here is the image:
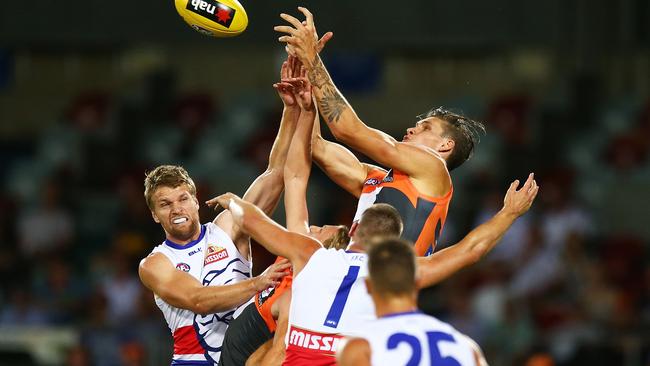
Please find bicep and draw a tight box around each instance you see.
[245,216,320,272]
[349,127,443,179]
[312,137,370,198]
[139,254,201,310]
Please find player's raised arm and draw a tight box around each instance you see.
[215,192,321,274]
[281,64,316,235]
[276,8,447,185]
[211,56,300,242]
[138,253,290,315]
[311,112,383,198]
[416,173,539,288]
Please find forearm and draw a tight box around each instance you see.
[284,108,316,182]
[193,278,259,315]
[283,109,315,234]
[417,210,517,288]
[268,105,300,170]
[306,55,363,141]
[240,201,296,259]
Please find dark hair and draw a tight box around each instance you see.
[417,107,485,171]
[367,238,416,296]
[144,165,197,209]
[355,203,403,245]
[322,226,351,250]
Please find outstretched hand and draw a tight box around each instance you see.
[273,55,300,107]
[502,173,539,217]
[277,65,313,111]
[275,7,331,66]
[206,192,246,226]
[254,259,291,292]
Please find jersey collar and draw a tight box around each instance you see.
[164,224,206,250]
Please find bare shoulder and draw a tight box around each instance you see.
[138,252,173,286]
[338,337,371,366]
[403,143,451,197]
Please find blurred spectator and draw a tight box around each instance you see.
[17,179,75,257]
[0,287,48,326]
[32,257,87,324]
[101,251,142,325]
[66,345,93,366]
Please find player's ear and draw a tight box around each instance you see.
[438,137,455,154]
[365,278,373,295]
[151,210,160,223]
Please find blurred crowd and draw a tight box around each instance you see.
[0,69,649,365]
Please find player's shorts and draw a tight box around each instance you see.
[218,302,273,366]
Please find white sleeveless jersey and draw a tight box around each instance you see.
[150,222,251,365]
[284,248,375,364]
[358,311,477,366]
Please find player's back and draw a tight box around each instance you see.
[284,248,374,366]
[360,311,477,366]
[353,169,452,256]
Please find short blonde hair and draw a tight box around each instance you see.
[144,165,197,209]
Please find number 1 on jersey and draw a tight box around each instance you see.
[323,265,360,328]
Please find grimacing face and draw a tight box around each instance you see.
[150,184,202,243]
[402,117,449,150]
[309,225,346,244]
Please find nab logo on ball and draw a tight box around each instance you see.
[186,0,235,28]
[174,0,248,37]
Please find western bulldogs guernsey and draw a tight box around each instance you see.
[284,248,374,366]
[353,169,452,257]
[150,223,252,365]
[358,311,477,366]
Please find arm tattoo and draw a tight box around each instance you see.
[308,56,348,123]
[307,56,329,89]
[318,86,347,123]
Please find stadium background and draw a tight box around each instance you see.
[0,0,648,365]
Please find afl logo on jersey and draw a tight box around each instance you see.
[204,245,229,265]
[176,262,191,272]
[364,178,381,186]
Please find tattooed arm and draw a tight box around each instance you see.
[276,8,445,181]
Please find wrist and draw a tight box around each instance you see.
[283,104,300,113]
[251,276,262,293]
[300,104,316,112]
[497,208,519,221]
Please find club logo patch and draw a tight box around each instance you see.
[176,262,191,272]
[364,178,381,186]
[204,245,229,265]
[186,0,236,28]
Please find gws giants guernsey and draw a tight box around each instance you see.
[357,311,477,366]
[150,223,251,365]
[284,248,374,366]
[353,169,452,256]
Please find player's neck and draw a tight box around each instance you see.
[346,241,365,253]
[373,295,418,318]
[165,223,203,245]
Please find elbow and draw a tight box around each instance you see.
[331,126,354,143]
[467,245,487,265]
[262,167,283,183]
[189,293,212,316]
